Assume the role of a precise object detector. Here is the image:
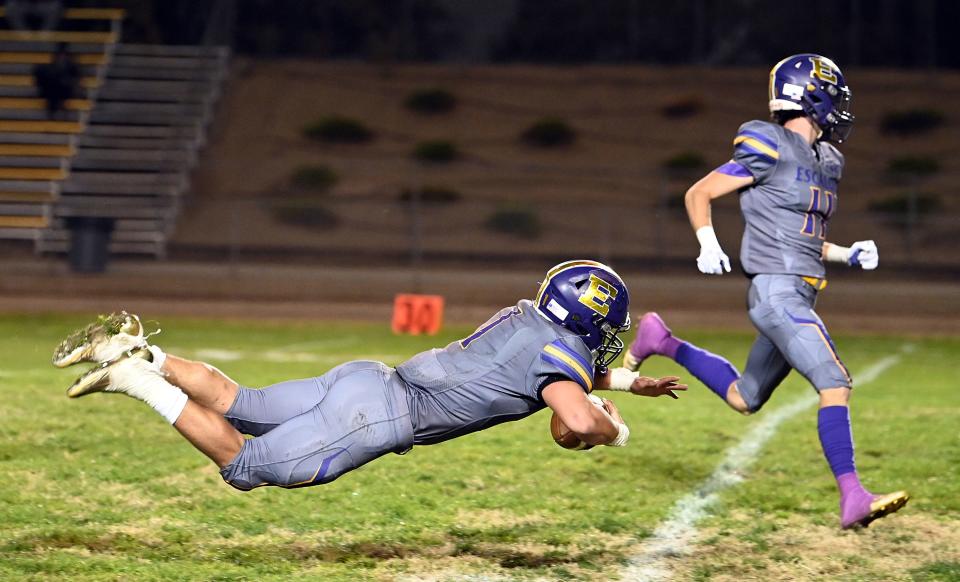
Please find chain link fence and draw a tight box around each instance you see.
[187,189,960,278]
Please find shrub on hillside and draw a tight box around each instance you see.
[398,186,462,205]
[485,206,541,239]
[662,151,707,172]
[405,88,457,114]
[413,140,460,163]
[660,96,704,119]
[291,165,339,190]
[879,109,945,136]
[887,156,940,179]
[268,199,340,230]
[303,116,374,144]
[521,118,576,148]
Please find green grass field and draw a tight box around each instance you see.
[1,313,958,581]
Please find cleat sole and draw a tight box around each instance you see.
[65,347,151,398]
[853,491,910,529]
[66,362,111,398]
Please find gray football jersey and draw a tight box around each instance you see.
[395,299,597,445]
[733,120,845,278]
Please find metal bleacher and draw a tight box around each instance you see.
[0,6,228,259]
[0,10,115,239]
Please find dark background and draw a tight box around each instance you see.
[82,0,958,68]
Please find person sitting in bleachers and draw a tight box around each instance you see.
[33,42,78,119]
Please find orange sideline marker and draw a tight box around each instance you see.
[391,294,444,335]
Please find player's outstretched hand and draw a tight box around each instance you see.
[849,240,879,270]
[629,376,688,399]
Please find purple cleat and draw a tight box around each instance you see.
[840,488,910,529]
[622,312,679,371]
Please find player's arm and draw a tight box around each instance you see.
[541,380,629,446]
[822,240,879,270]
[685,169,754,275]
[594,369,688,399]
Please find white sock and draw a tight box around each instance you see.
[147,344,167,371]
[108,358,188,424]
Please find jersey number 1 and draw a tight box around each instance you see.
[459,306,522,349]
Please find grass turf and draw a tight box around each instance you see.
[0,314,957,581]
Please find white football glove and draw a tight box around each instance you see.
[848,240,879,270]
[695,226,731,275]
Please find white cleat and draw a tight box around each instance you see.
[66,347,154,398]
[52,312,146,368]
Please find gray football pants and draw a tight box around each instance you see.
[737,274,852,411]
[219,361,414,490]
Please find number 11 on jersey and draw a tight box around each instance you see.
[801,186,834,239]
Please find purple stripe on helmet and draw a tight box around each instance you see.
[735,140,777,162]
[542,353,590,391]
[715,161,752,178]
[738,129,778,150]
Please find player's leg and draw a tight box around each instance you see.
[731,332,792,413]
[152,350,362,438]
[220,362,414,490]
[51,313,330,435]
[623,312,744,412]
[66,349,245,467]
[63,351,414,482]
[749,275,908,528]
[174,400,245,467]
[817,386,908,528]
[139,345,336,436]
[150,348,239,415]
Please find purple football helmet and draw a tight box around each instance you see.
[769,54,854,143]
[535,260,631,372]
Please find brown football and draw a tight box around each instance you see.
[550,412,594,450]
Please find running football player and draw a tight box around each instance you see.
[53,260,686,490]
[622,55,908,529]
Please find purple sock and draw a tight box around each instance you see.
[674,342,740,401]
[658,335,682,359]
[818,406,863,494]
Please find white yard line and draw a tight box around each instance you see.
[620,353,903,582]
[270,337,361,352]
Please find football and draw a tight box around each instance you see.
[550,394,605,450]
[550,412,592,450]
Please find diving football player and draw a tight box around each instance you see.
[53,260,685,490]
[622,55,908,529]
